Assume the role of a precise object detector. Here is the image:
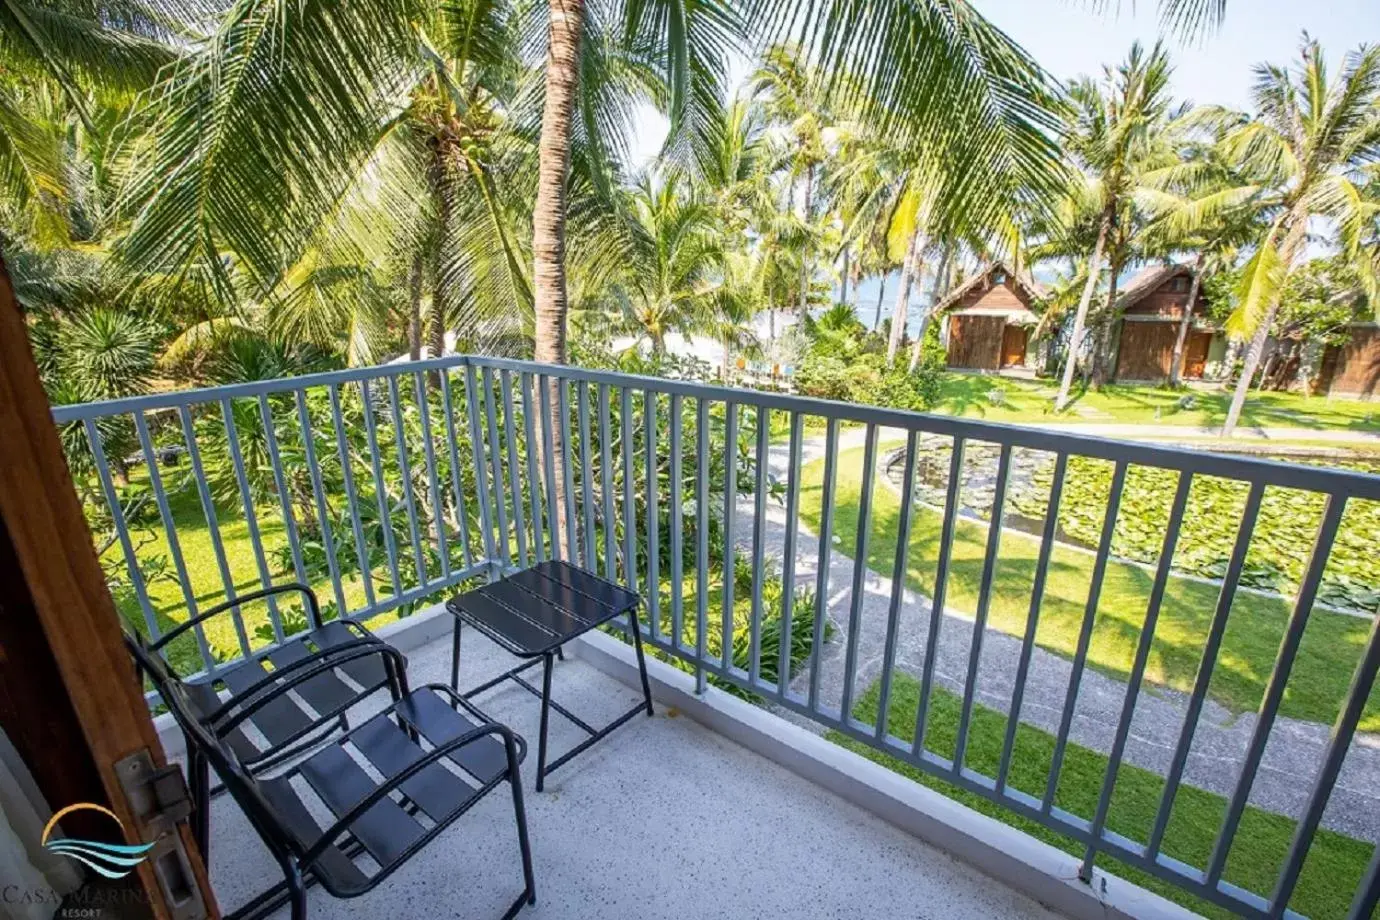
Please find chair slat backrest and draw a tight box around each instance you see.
[123,631,300,858]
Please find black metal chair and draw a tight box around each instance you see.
[126,634,537,920]
[140,584,406,859]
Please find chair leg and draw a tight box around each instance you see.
[450,617,463,693]
[507,737,537,907]
[189,745,210,863]
[286,878,307,920]
[535,653,553,792]
[628,608,654,716]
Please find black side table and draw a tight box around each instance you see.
[446,560,654,791]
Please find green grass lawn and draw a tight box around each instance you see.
[108,470,401,672]
[799,443,1380,730]
[930,374,1380,432]
[831,674,1374,920]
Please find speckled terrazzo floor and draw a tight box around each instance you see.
[203,629,1064,920]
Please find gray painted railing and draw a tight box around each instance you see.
[52,354,1380,920]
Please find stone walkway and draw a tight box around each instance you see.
[737,427,1380,844]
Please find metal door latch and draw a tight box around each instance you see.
[115,749,209,920]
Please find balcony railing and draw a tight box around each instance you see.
[51,354,1380,920]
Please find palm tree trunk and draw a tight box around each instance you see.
[1055,207,1112,411]
[839,246,850,307]
[407,253,423,362]
[532,0,583,555]
[1090,258,1122,388]
[1168,254,1205,387]
[798,163,814,316]
[1223,219,1308,436]
[426,140,453,389]
[873,275,886,329]
[909,247,952,372]
[887,230,922,364]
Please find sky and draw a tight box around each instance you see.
[975,0,1377,109]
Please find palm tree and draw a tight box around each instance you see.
[751,46,836,318]
[115,0,542,361]
[613,175,721,353]
[0,1,201,125]
[1208,39,1380,434]
[909,244,957,371]
[1137,130,1263,385]
[706,249,764,380]
[1053,42,1176,411]
[532,0,1078,371]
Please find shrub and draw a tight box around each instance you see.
[793,353,853,401]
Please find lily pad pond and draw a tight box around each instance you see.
[882,437,1380,615]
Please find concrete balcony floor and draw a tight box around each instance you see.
[204,626,1065,920]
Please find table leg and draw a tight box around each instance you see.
[536,652,554,792]
[629,608,654,716]
[449,617,463,692]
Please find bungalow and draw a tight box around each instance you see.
[1111,264,1226,382]
[938,261,1046,372]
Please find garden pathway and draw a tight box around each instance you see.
[734,426,1380,844]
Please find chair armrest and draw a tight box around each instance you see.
[213,642,408,733]
[296,718,524,870]
[151,583,324,653]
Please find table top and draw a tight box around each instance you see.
[445,560,641,657]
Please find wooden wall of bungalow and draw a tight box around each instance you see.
[941,264,1043,372]
[1317,324,1380,396]
[1112,265,1226,382]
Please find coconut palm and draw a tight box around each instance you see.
[1053,41,1176,410]
[533,0,1081,374]
[1137,129,1264,385]
[611,175,721,353]
[750,46,838,318]
[705,248,763,380]
[114,0,544,360]
[1204,39,1380,434]
[0,1,207,124]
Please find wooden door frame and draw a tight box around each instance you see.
[0,251,219,919]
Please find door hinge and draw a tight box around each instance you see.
[115,749,209,920]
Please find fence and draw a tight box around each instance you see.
[52,354,1380,920]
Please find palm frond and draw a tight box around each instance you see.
[0,81,69,244]
[1226,221,1286,339]
[115,0,426,301]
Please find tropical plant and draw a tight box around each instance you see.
[1202,38,1380,434]
[1052,41,1177,410]
[705,248,765,380]
[531,0,1076,371]
[751,45,838,318]
[606,175,721,353]
[1137,127,1263,385]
